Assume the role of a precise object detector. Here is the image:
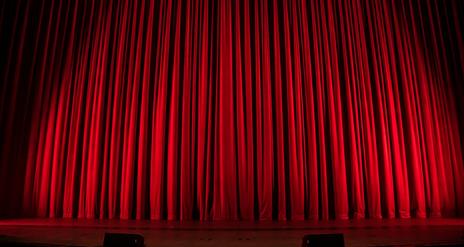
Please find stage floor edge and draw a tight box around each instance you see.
[0,218,463,246]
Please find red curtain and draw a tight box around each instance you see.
[1,0,464,220]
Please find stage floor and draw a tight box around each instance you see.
[0,218,463,246]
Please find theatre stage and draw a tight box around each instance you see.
[0,218,463,246]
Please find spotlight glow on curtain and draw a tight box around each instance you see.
[0,0,464,220]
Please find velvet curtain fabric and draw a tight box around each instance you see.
[0,0,464,220]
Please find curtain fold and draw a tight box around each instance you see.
[0,0,464,220]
